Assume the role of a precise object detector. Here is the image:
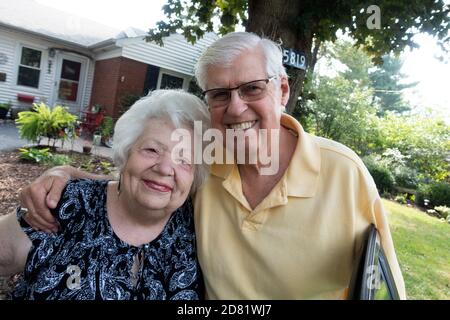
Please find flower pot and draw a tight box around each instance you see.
[82,145,92,154]
[93,134,101,146]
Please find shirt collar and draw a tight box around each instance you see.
[210,113,321,198]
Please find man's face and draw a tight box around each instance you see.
[205,47,289,159]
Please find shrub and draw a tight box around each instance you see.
[46,154,71,166]
[0,101,12,119]
[363,156,395,193]
[15,103,77,144]
[428,182,450,207]
[434,206,450,219]
[394,166,419,190]
[19,147,51,163]
[416,184,430,207]
[119,94,141,115]
[416,182,450,207]
[394,194,407,204]
[99,116,114,139]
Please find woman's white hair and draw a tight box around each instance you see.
[113,89,210,195]
[195,32,288,90]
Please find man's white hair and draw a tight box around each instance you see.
[113,89,210,195]
[194,32,288,90]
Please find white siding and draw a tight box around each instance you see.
[121,33,218,76]
[94,48,122,61]
[82,59,95,115]
[0,27,94,115]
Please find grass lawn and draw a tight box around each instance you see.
[383,199,450,300]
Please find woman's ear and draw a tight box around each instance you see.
[279,76,290,107]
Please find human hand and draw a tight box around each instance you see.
[19,166,73,233]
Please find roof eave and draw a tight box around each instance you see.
[0,21,93,50]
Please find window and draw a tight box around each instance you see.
[160,73,183,89]
[17,47,42,88]
[58,59,81,102]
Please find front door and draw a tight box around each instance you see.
[52,53,87,114]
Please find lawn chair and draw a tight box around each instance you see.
[80,107,104,138]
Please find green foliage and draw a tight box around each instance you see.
[0,101,11,119]
[416,182,450,207]
[147,0,449,65]
[15,103,78,143]
[305,74,380,155]
[427,182,450,207]
[99,116,114,138]
[100,161,113,175]
[376,113,450,181]
[304,40,448,192]
[416,184,431,207]
[0,101,11,110]
[146,0,247,45]
[385,199,450,299]
[369,55,417,115]
[119,94,142,115]
[394,194,407,204]
[434,206,450,219]
[18,147,51,163]
[19,147,72,166]
[146,1,449,117]
[46,154,71,166]
[363,155,395,194]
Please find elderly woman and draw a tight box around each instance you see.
[0,89,210,300]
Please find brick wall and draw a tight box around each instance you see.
[90,57,147,120]
[115,57,147,119]
[89,57,121,117]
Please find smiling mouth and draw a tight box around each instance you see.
[226,120,257,130]
[143,180,173,193]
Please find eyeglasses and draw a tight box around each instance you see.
[202,76,277,108]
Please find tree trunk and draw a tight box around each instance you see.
[246,0,317,114]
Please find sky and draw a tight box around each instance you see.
[36,0,449,120]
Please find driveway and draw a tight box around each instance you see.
[0,121,32,151]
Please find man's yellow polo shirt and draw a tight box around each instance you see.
[194,114,406,299]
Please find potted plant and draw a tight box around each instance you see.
[0,101,11,119]
[99,116,114,147]
[82,143,92,154]
[92,130,102,147]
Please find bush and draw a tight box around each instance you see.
[19,147,72,166]
[15,103,77,143]
[434,206,450,219]
[0,101,12,119]
[394,166,419,190]
[19,147,51,163]
[363,156,395,193]
[394,194,407,204]
[428,182,450,207]
[46,154,71,166]
[99,116,114,139]
[119,94,142,115]
[416,182,450,207]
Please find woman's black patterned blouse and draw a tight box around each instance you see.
[10,179,204,300]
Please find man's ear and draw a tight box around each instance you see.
[280,76,290,107]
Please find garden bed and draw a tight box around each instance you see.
[0,149,115,299]
[0,149,115,216]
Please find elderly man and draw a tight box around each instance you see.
[18,32,406,299]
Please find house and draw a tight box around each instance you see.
[0,0,217,120]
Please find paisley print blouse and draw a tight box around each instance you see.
[10,179,203,300]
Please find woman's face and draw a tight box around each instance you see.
[121,118,194,216]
